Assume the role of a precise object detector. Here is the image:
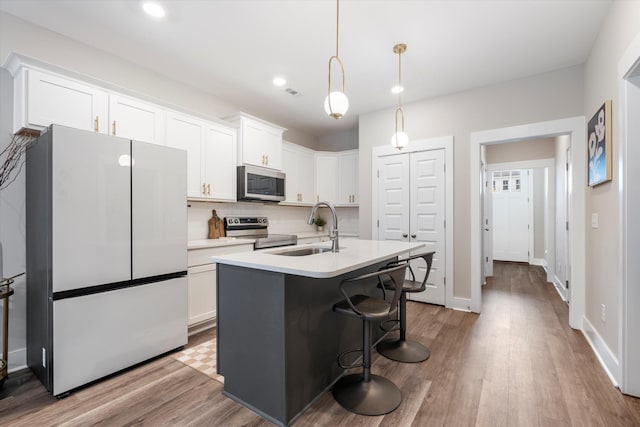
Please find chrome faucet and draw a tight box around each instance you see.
[307,201,339,252]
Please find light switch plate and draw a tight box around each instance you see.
[591,213,599,229]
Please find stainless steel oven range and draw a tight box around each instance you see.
[224,216,297,250]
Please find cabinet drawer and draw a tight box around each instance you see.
[187,244,253,267]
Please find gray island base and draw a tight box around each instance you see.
[214,240,426,426]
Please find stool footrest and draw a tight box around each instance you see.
[380,318,400,333]
[337,348,364,369]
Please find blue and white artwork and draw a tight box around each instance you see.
[588,101,612,187]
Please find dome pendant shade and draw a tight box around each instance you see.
[324,91,349,119]
[391,131,409,149]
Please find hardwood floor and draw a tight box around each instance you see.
[2,262,639,426]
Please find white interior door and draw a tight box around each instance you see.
[492,169,530,262]
[565,146,572,297]
[408,150,446,305]
[377,154,410,242]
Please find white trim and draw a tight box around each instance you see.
[582,317,620,388]
[618,31,640,396]
[371,136,455,310]
[552,274,568,302]
[470,117,585,325]
[450,298,473,312]
[531,258,546,267]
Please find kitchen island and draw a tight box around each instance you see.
[213,239,425,426]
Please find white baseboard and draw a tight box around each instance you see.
[8,347,27,374]
[448,297,475,313]
[531,258,547,267]
[552,274,568,301]
[582,316,619,387]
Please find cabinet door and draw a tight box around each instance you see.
[26,69,108,133]
[338,151,358,205]
[315,154,337,203]
[298,149,316,204]
[241,119,283,169]
[109,94,165,145]
[204,123,237,201]
[282,144,299,203]
[188,264,217,326]
[166,113,205,198]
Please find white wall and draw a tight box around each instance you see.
[582,0,640,360]
[359,66,584,299]
[318,129,358,152]
[485,137,556,164]
[533,168,546,260]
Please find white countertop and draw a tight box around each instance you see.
[188,237,255,250]
[212,239,425,278]
[188,231,359,250]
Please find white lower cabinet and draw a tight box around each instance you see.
[187,243,253,332]
[188,264,217,326]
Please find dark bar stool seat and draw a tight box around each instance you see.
[332,263,408,416]
[377,251,435,363]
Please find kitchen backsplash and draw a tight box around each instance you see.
[188,201,359,241]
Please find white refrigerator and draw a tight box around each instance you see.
[26,124,187,396]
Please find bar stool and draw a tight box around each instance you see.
[332,263,408,416]
[377,251,435,363]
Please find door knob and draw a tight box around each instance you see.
[402,233,408,238]
[411,234,416,238]
[484,228,489,231]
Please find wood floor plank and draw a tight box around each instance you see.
[2,262,640,426]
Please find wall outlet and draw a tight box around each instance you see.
[601,304,606,323]
[592,213,599,229]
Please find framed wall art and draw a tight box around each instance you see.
[587,100,612,187]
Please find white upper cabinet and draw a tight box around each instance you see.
[109,94,165,145]
[338,150,358,205]
[315,152,338,203]
[202,122,237,201]
[226,112,286,170]
[166,111,237,201]
[14,68,108,134]
[166,112,205,198]
[282,141,316,205]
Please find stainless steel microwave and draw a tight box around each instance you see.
[237,165,286,202]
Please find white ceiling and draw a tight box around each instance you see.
[0,0,612,138]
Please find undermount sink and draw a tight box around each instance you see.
[272,246,335,256]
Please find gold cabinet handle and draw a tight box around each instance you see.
[207,183,211,195]
[94,116,99,132]
[266,155,269,166]
[202,183,206,195]
[112,120,117,136]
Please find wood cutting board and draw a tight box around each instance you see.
[208,209,225,239]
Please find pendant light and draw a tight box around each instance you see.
[324,0,348,119]
[391,43,408,149]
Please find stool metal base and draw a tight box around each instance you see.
[377,338,431,363]
[332,373,402,416]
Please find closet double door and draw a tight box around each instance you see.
[377,149,446,305]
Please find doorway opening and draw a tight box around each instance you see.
[470,117,586,328]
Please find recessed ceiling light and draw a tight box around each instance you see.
[391,85,404,94]
[273,77,287,87]
[142,1,166,18]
